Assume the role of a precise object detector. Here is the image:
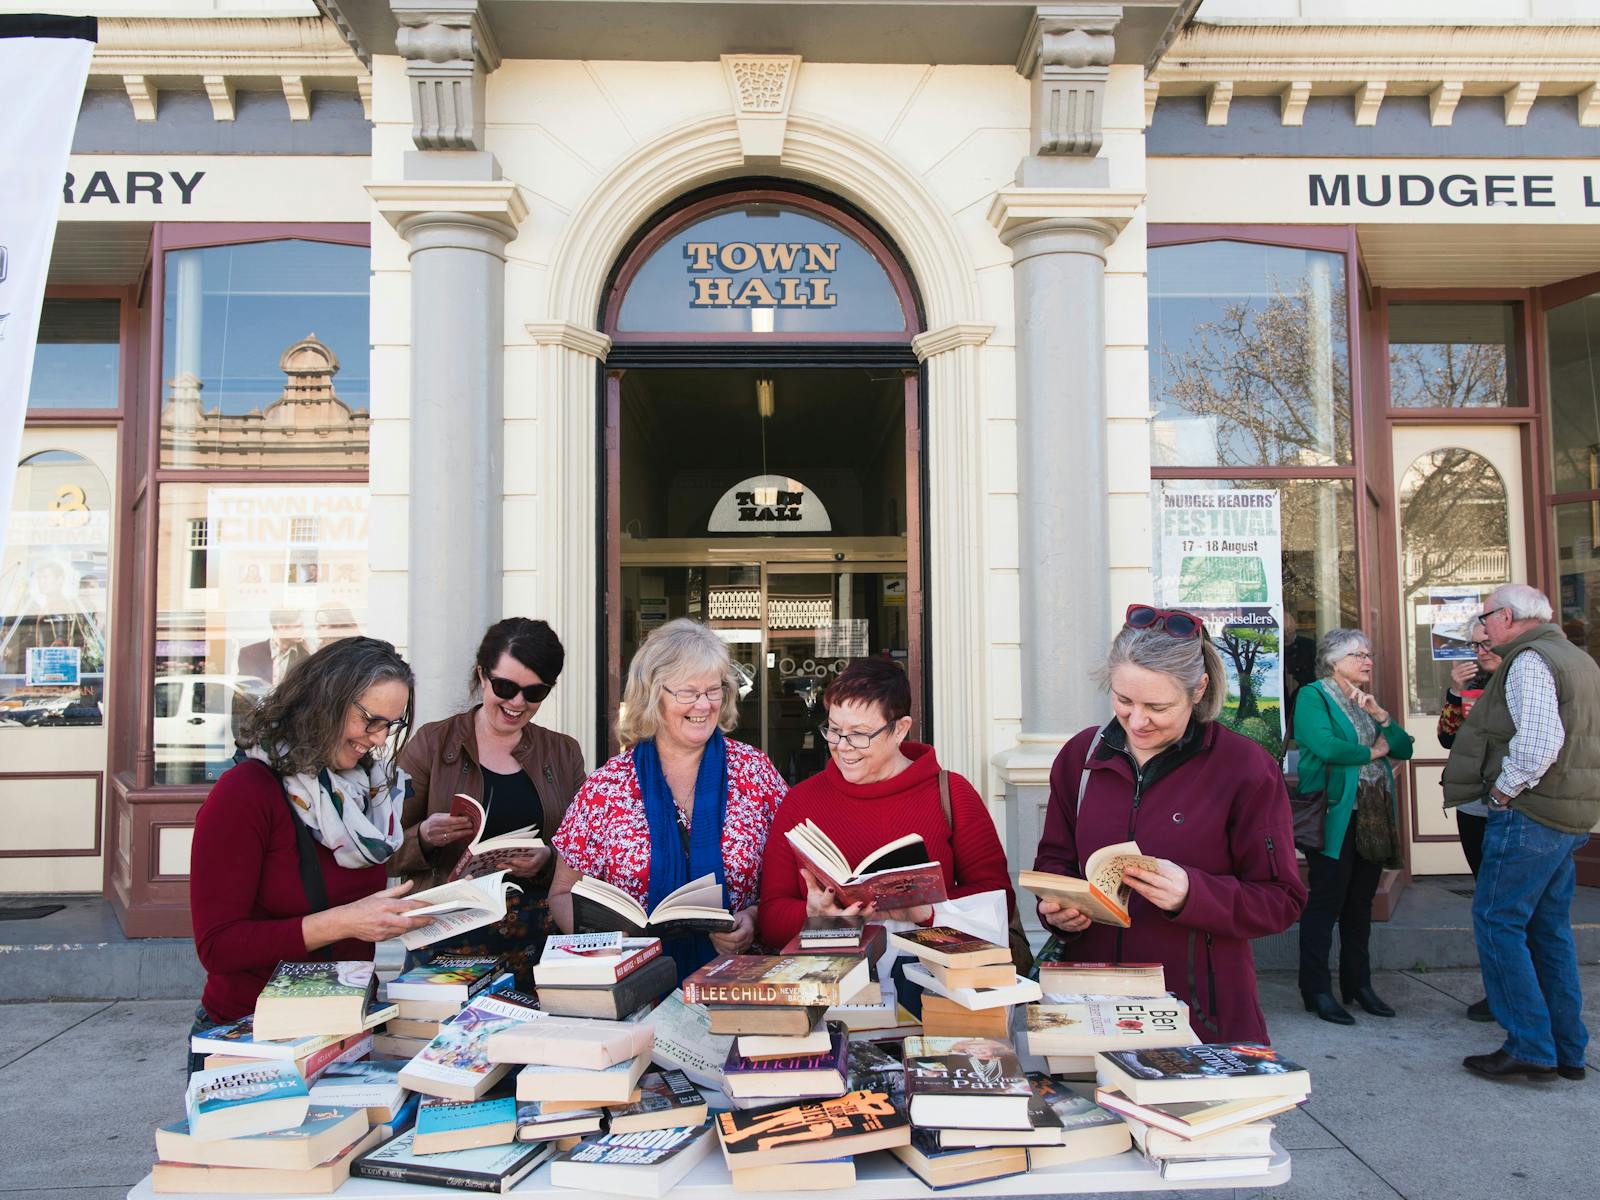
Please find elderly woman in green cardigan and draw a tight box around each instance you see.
[1293,627,1414,1026]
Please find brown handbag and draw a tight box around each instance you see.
[937,769,1035,977]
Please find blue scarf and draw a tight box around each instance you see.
[634,730,729,979]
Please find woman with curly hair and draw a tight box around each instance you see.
[187,636,430,1070]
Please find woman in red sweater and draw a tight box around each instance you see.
[188,636,431,1070]
[1033,606,1306,1044]
[758,658,1015,956]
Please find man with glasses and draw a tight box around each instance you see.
[1437,626,1503,1022]
[1443,584,1600,1082]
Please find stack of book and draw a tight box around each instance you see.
[251,961,397,1042]
[1095,1044,1310,1180]
[545,1070,715,1197]
[394,985,545,1101]
[1022,994,1197,1079]
[534,932,678,1020]
[895,1034,1037,1185]
[378,955,506,1058]
[890,927,1040,1038]
[490,1017,656,1116]
[308,1058,413,1129]
[188,1015,373,1085]
[715,1089,912,1193]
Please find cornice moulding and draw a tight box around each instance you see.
[526,322,613,360]
[89,16,367,82]
[912,322,995,362]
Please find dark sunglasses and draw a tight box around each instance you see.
[484,672,553,704]
[1126,604,1204,640]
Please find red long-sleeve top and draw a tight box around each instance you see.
[190,760,385,1021]
[757,743,1015,951]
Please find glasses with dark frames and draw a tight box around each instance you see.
[353,700,408,737]
[818,720,895,750]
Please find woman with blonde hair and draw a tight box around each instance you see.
[548,618,786,975]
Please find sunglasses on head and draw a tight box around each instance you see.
[1126,604,1204,640]
[483,672,553,704]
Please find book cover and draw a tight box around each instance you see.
[184,1062,311,1142]
[1018,843,1159,929]
[723,1022,847,1076]
[260,960,374,1002]
[889,927,1011,967]
[641,992,735,1093]
[308,1058,408,1108]
[681,954,868,1008]
[1024,998,1194,1055]
[1098,1044,1310,1104]
[715,1090,911,1166]
[155,1105,366,1170]
[554,1124,708,1168]
[902,1037,1031,1101]
[535,954,678,1019]
[354,1128,554,1191]
[1025,1072,1124,1134]
[535,935,663,985]
[607,1070,707,1131]
[415,1089,518,1139]
[189,1016,332,1059]
[386,956,501,1001]
[400,989,545,1094]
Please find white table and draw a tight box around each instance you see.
[128,1142,1289,1198]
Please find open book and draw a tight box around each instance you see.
[570,873,736,938]
[1018,841,1160,927]
[784,821,948,909]
[445,794,545,882]
[401,871,523,950]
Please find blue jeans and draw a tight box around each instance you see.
[1472,809,1590,1068]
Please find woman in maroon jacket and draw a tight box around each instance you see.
[1033,606,1306,1044]
[187,637,431,1071]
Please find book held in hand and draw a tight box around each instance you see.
[606,1069,708,1134]
[548,1124,715,1198]
[784,820,948,909]
[1019,841,1161,928]
[715,1089,911,1168]
[902,1036,1032,1130]
[183,1062,311,1142]
[444,793,545,882]
[1096,1043,1311,1105]
[156,1105,367,1170]
[889,926,1012,969]
[681,953,869,1008]
[571,872,735,938]
[354,1127,555,1193]
[400,871,524,952]
[252,960,379,1040]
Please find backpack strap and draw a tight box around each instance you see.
[1076,726,1107,818]
[938,769,953,831]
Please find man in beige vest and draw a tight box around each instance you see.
[1443,584,1599,1083]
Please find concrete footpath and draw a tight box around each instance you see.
[1,968,1599,1200]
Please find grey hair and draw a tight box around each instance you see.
[1315,628,1371,678]
[616,618,739,749]
[1488,583,1554,623]
[1103,624,1226,723]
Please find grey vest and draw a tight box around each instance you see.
[1441,623,1600,834]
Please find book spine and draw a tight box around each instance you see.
[682,980,831,1006]
[613,939,663,982]
[355,1161,500,1192]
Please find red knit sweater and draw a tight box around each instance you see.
[190,760,385,1021]
[757,743,1015,950]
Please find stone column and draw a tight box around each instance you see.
[989,6,1141,903]
[365,0,523,723]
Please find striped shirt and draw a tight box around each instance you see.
[1494,651,1565,798]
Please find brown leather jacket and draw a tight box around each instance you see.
[392,707,586,891]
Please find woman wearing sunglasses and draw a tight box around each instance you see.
[188,637,430,1071]
[392,617,586,988]
[548,618,787,978]
[1033,605,1306,1044]
[1293,628,1413,1025]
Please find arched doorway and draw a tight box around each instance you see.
[599,181,926,780]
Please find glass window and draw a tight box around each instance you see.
[27,300,120,410]
[161,240,370,468]
[1398,448,1510,715]
[1388,302,1521,409]
[1148,241,1351,468]
[1547,292,1600,496]
[615,203,909,336]
[0,451,112,727]
[1555,501,1600,664]
[153,482,368,784]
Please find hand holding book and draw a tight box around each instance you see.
[1121,859,1190,913]
[800,865,934,927]
[708,907,757,957]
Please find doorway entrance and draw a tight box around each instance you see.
[599,183,925,771]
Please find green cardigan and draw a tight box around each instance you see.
[1293,679,1414,859]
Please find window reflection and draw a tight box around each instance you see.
[0,451,111,728]
[616,204,908,336]
[1547,292,1600,496]
[28,300,120,410]
[1149,241,1351,468]
[154,482,367,783]
[1388,302,1519,409]
[1555,501,1600,664]
[161,241,370,468]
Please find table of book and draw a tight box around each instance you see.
[126,1139,1289,1199]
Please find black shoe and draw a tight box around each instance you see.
[1342,985,1395,1018]
[1303,991,1355,1025]
[1557,1065,1587,1081]
[1467,997,1494,1023]
[1463,1050,1557,1081]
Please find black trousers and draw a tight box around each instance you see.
[1458,810,1487,877]
[1298,833,1382,997]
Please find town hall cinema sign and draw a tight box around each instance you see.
[684,240,840,308]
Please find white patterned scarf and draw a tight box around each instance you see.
[243,744,407,869]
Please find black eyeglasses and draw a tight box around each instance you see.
[1470,639,1493,652]
[818,721,895,750]
[484,673,554,704]
[1126,604,1204,640]
[353,700,408,736]
[1474,606,1508,626]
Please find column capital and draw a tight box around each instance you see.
[392,0,501,150]
[526,321,613,360]
[993,733,1074,787]
[912,321,995,362]
[987,186,1143,249]
[1016,5,1122,157]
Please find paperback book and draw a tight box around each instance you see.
[902,960,1041,1010]
[386,955,503,1003]
[515,1048,653,1103]
[487,1016,656,1070]
[400,871,524,952]
[681,954,869,1008]
[398,988,545,1101]
[514,1100,604,1143]
[901,1036,1032,1130]
[1023,998,1194,1056]
[307,1058,410,1119]
[534,933,663,987]
[888,927,1011,969]
[1096,1044,1311,1105]
[354,1128,555,1193]
[183,1062,311,1142]
[715,1089,912,1168]
[253,960,379,1040]
[151,1127,384,1195]
[892,1128,1029,1190]
[549,1124,715,1198]
[155,1105,366,1170]
[641,991,735,1093]
[607,1070,708,1134]
[1018,841,1160,928]
[572,872,736,938]
[1093,1089,1306,1141]
[1038,961,1166,998]
[534,954,678,1020]
[1023,1073,1134,1167]
[413,1086,519,1155]
[784,821,947,909]
[444,793,546,882]
[721,1021,849,1099]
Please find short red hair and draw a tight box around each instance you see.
[822,657,911,723]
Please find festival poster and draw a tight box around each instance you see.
[1426,588,1484,661]
[1155,489,1285,757]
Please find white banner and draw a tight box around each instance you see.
[0,17,97,564]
